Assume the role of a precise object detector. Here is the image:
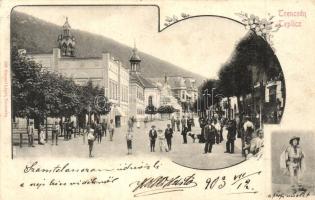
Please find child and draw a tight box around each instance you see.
[87,129,96,158]
[157,129,168,152]
[126,130,133,155]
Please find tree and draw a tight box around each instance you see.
[12,46,46,127]
[77,80,111,125]
[12,46,112,129]
[145,104,157,120]
[157,105,176,119]
[217,31,284,120]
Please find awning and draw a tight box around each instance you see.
[113,107,126,117]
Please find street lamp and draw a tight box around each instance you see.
[203,89,211,118]
[211,88,216,117]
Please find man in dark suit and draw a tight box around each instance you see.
[187,116,193,132]
[199,117,206,143]
[225,120,237,153]
[165,124,173,151]
[181,126,188,144]
[149,125,157,152]
[204,120,216,154]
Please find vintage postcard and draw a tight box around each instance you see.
[0,0,315,199]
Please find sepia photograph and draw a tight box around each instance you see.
[11,5,285,170]
[271,131,315,196]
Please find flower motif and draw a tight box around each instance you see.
[236,12,281,50]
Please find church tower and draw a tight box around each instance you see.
[129,43,141,74]
[57,17,76,57]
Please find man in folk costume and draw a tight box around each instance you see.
[280,136,306,190]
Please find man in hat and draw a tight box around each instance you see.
[199,117,206,143]
[149,125,157,152]
[225,119,237,153]
[280,136,305,190]
[165,124,173,151]
[181,116,186,131]
[181,126,188,144]
[204,119,215,154]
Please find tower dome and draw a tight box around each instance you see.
[57,17,75,57]
[129,42,141,74]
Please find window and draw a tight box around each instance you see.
[148,96,153,106]
[109,79,118,100]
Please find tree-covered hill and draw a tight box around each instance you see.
[11,11,205,86]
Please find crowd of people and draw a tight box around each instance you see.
[197,114,264,158]
[25,113,264,159]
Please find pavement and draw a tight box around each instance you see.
[14,120,245,169]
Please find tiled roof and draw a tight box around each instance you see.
[130,73,157,88]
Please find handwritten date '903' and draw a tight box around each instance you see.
[205,171,262,194]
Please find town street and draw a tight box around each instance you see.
[15,120,244,169]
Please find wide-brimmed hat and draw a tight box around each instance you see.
[151,125,156,128]
[157,129,163,132]
[289,136,300,145]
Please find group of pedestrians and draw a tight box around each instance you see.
[201,117,237,154]
[194,114,264,157]
[148,124,173,152]
[86,119,115,157]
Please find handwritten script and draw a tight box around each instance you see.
[19,161,262,197]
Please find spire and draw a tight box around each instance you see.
[130,41,141,62]
[63,17,71,30]
[59,17,75,57]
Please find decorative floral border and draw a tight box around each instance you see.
[164,12,281,49]
[163,13,190,27]
[235,12,281,48]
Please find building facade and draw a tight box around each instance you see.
[128,45,160,120]
[28,18,129,127]
[148,76,198,113]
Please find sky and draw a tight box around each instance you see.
[14,6,247,79]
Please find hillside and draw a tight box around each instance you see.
[11,11,205,86]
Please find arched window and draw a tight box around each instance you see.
[148,96,153,106]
